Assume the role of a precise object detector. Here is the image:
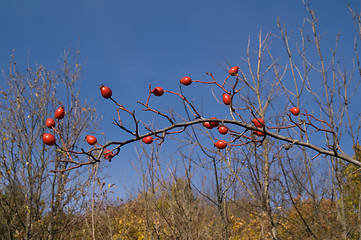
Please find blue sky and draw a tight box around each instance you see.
[1,0,360,198]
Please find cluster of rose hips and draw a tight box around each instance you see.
[43,106,99,146]
[47,66,302,158]
[202,118,228,149]
[42,106,65,146]
[143,67,239,149]
[98,66,302,151]
[42,99,114,160]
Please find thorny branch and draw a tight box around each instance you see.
[48,27,361,171]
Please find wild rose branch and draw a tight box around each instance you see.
[42,66,361,172]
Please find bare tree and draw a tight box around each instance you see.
[0,49,100,239]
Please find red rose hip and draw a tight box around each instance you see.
[209,117,219,128]
[218,126,228,135]
[152,87,164,96]
[252,118,265,128]
[45,118,55,128]
[42,133,56,146]
[254,131,265,137]
[289,107,300,116]
[142,136,153,144]
[104,150,114,160]
[229,66,239,76]
[215,140,227,149]
[86,135,97,145]
[54,107,65,120]
[203,122,213,129]
[100,85,112,99]
[222,93,231,105]
[180,76,192,86]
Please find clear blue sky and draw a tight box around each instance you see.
[0,0,359,198]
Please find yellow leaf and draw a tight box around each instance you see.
[0,91,7,99]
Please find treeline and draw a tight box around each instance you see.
[1,170,360,239]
